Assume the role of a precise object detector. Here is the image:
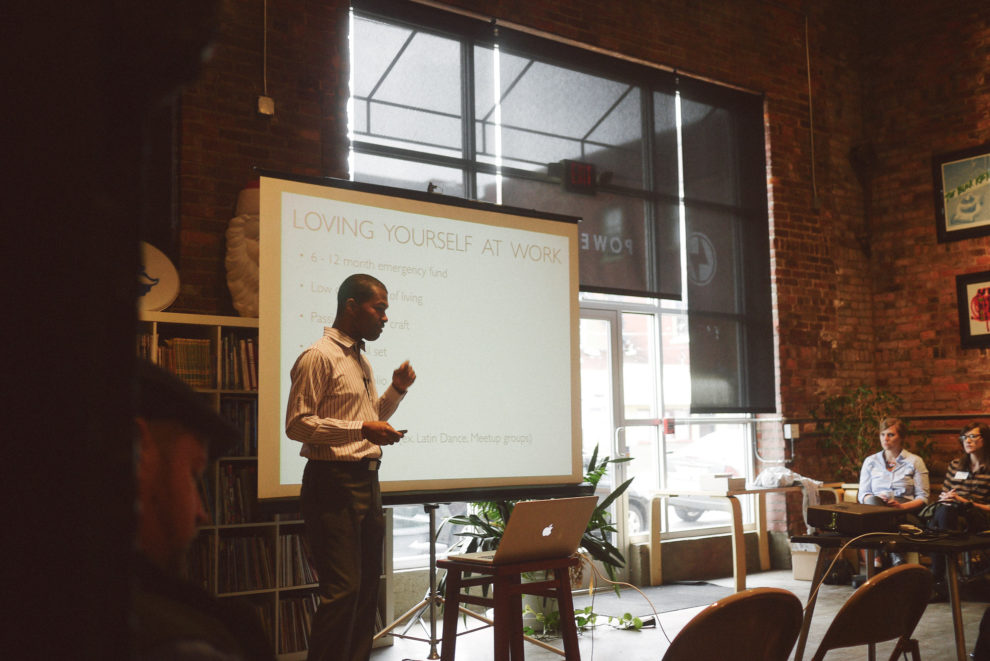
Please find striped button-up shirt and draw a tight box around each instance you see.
[942,457,990,505]
[285,327,404,462]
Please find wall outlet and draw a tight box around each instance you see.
[257,96,275,117]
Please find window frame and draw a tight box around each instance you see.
[350,0,687,300]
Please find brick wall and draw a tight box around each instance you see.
[864,3,990,419]
[173,0,349,312]
[784,2,990,481]
[173,0,990,529]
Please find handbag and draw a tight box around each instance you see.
[917,501,939,524]
[925,501,968,533]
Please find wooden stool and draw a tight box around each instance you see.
[437,555,582,661]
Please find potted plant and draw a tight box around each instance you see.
[439,446,634,635]
[813,386,934,482]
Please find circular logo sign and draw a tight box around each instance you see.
[687,232,716,286]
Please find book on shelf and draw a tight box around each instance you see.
[295,534,319,585]
[187,534,216,593]
[158,337,213,387]
[255,600,275,651]
[246,337,257,391]
[218,535,274,593]
[220,333,232,389]
[279,533,319,587]
[219,463,267,524]
[238,339,250,392]
[221,332,235,389]
[219,397,258,456]
[233,334,243,390]
[220,331,258,391]
[279,593,319,654]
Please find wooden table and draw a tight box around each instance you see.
[648,486,802,591]
[791,532,990,661]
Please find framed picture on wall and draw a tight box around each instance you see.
[933,143,990,242]
[956,270,990,348]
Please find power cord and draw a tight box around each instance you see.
[803,532,893,611]
[575,530,941,661]
[574,550,672,661]
[804,527,949,613]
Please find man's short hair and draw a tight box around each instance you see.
[135,360,239,457]
[337,273,386,310]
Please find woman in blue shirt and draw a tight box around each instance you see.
[858,417,929,569]
[858,417,930,513]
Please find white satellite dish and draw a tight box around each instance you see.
[138,241,180,311]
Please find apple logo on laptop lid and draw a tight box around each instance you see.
[542,524,554,537]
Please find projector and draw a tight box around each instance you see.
[807,503,907,536]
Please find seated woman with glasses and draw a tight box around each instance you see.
[933,422,990,527]
[928,421,990,600]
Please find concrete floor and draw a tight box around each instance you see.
[370,569,987,661]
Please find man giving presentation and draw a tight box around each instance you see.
[285,273,416,661]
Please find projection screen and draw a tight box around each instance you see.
[257,175,582,500]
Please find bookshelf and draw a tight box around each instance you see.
[138,311,393,658]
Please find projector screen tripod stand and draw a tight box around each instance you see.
[374,503,449,660]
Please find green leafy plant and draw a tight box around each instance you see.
[813,386,902,482]
[577,445,633,583]
[523,605,642,637]
[573,605,642,632]
[522,603,561,636]
[909,433,937,474]
[441,446,633,581]
[438,446,635,624]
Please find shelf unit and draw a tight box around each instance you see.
[138,311,393,658]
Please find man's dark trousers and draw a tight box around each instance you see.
[301,460,384,661]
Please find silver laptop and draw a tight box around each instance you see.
[447,496,598,565]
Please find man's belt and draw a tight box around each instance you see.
[335,458,380,471]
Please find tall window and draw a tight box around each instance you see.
[349,0,773,567]
[579,294,755,544]
[349,0,683,299]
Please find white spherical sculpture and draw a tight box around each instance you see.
[225,186,260,317]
